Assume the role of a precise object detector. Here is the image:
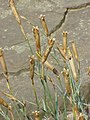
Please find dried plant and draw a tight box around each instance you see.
[40,14,49,36]
[0,48,10,90]
[71,41,79,62]
[29,55,35,85]
[0,97,14,120]
[1,2,88,119]
[62,68,71,95]
[67,47,77,82]
[62,31,67,54]
[42,38,55,63]
[32,111,41,120]
[32,26,41,54]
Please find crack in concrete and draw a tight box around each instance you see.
[67,1,90,10]
[49,2,90,35]
[49,8,68,36]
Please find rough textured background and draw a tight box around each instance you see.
[0,0,90,119]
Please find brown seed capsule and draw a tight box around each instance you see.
[67,47,77,82]
[32,26,41,53]
[0,48,8,77]
[9,0,21,24]
[71,41,79,62]
[74,103,79,116]
[29,55,35,85]
[62,68,71,95]
[0,97,12,111]
[0,48,10,89]
[62,31,67,54]
[40,14,49,36]
[78,113,85,120]
[32,111,40,120]
[42,38,55,63]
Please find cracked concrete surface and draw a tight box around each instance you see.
[0,0,90,118]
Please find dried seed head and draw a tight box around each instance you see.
[9,0,21,24]
[40,14,48,36]
[42,38,55,63]
[67,48,77,82]
[32,111,40,120]
[78,113,84,120]
[0,48,8,75]
[29,55,35,85]
[0,48,10,89]
[62,31,67,54]
[32,26,41,53]
[0,48,7,75]
[74,103,79,116]
[62,68,71,95]
[0,97,12,111]
[62,31,67,37]
[48,38,55,45]
[72,41,79,61]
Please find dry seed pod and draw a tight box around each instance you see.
[44,61,59,75]
[0,97,14,120]
[9,0,21,24]
[62,68,71,95]
[32,26,41,53]
[62,31,67,54]
[71,41,79,61]
[40,14,48,36]
[0,48,8,78]
[29,55,35,85]
[73,103,79,117]
[0,97,12,111]
[32,111,41,120]
[0,48,10,90]
[42,38,55,63]
[57,46,67,60]
[67,47,77,82]
[78,113,85,120]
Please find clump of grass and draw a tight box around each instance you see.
[0,0,89,120]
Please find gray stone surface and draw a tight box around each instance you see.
[0,0,90,119]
